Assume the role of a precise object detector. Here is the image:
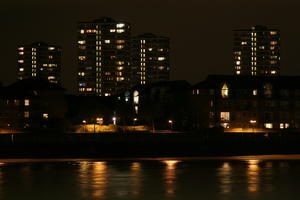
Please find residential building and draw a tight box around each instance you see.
[121,81,191,130]
[17,42,62,84]
[0,78,67,132]
[131,33,170,86]
[192,75,300,132]
[233,25,280,76]
[77,17,131,96]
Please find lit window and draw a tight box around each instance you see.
[116,45,124,49]
[116,23,125,28]
[18,60,24,63]
[270,41,277,45]
[19,52,24,55]
[270,31,277,35]
[264,123,273,129]
[116,77,124,81]
[116,40,125,44]
[133,90,139,104]
[48,76,55,80]
[117,66,124,70]
[116,29,125,33]
[158,66,165,70]
[80,29,85,34]
[24,99,30,106]
[110,29,116,32]
[236,61,241,65]
[86,29,96,33]
[24,111,30,118]
[48,55,53,59]
[253,89,258,96]
[104,40,110,44]
[221,122,229,128]
[19,68,24,72]
[78,56,86,61]
[78,72,85,76]
[220,112,230,121]
[48,47,55,50]
[43,113,49,119]
[105,93,111,96]
[158,57,165,61]
[78,40,86,44]
[148,48,153,51]
[86,88,93,92]
[236,71,241,75]
[241,41,247,45]
[221,83,229,98]
[271,70,277,74]
[18,47,24,50]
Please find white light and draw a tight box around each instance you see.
[112,117,117,125]
[116,23,125,28]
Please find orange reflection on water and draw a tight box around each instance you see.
[247,160,260,193]
[130,162,142,196]
[79,161,108,199]
[162,160,181,196]
[218,162,232,193]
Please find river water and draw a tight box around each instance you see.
[0,155,299,200]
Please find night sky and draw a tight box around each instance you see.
[1,0,299,93]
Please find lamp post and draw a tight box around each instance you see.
[168,120,173,131]
[112,117,117,125]
[82,120,86,133]
[96,117,103,133]
[250,120,257,133]
[133,118,137,131]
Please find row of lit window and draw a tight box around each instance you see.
[79,88,93,92]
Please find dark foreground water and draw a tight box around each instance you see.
[0,156,300,200]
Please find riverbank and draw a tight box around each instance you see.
[0,132,299,158]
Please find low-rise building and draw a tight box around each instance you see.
[0,78,67,132]
[121,81,191,130]
[192,75,300,132]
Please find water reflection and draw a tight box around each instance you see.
[247,160,260,192]
[79,161,108,199]
[217,162,232,193]
[162,160,181,196]
[130,162,142,196]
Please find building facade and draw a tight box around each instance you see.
[233,25,280,76]
[0,78,66,132]
[131,33,170,86]
[17,42,62,84]
[77,17,131,96]
[192,75,300,132]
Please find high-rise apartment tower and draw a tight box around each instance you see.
[131,33,170,86]
[17,42,62,84]
[77,17,131,96]
[233,25,280,76]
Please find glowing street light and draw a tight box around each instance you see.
[82,120,87,133]
[168,120,173,130]
[96,117,103,125]
[112,117,117,125]
[250,119,257,133]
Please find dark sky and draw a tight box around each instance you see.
[1,0,299,93]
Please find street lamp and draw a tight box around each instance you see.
[112,117,117,125]
[82,120,87,133]
[168,120,173,130]
[250,120,257,133]
[96,117,103,133]
[133,118,138,131]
